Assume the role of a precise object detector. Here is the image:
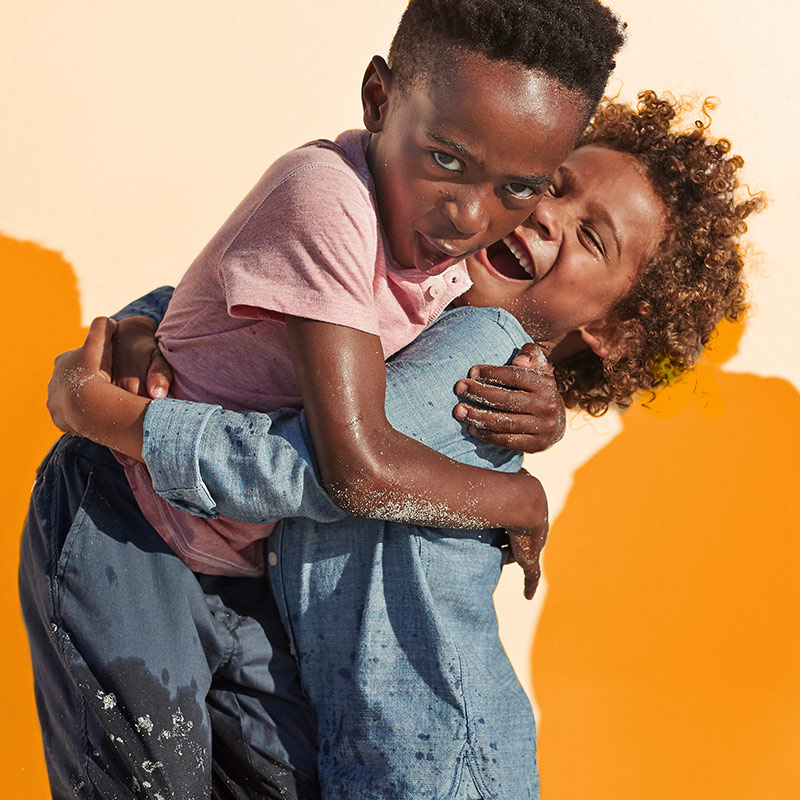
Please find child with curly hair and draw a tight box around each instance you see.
[34,92,761,799]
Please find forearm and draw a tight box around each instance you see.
[144,400,345,524]
[143,306,538,530]
[72,378,149,460]
[326,423,544,531]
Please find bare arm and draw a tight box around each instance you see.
[47,314,549,597]
[286,315,547,537]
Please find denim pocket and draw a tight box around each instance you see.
[54,467,97,585]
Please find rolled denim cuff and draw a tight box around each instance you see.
[142,398,221,518]
[112,286,174,324]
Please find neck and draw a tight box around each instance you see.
[547,331,590,364]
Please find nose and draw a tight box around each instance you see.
[519,196,562,273]
[528,195,563,242]
[441,185,491,240]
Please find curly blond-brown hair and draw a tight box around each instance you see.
[555,91,764,416]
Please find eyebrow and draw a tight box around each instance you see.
[426,131,553,186]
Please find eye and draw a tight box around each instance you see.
[432,151,462,172]
[580,226,605,256]
[503,182,538,200]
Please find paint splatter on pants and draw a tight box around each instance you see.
[19,436,320,800]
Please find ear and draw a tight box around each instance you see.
[361,55,393,133]
[577,318,620,359]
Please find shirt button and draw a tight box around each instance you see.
[267,551,278,567]
[428,280,445,299]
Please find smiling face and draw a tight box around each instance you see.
[363,52,589,275]
[457,145,667,359]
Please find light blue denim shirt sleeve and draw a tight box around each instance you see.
[142,305,531,522]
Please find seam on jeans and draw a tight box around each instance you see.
[46,450,63,630]
[272,532,301,665]
[78,688,98,800]
[229,690,259,775]
[442,752,467,800]
[228,690,319,791]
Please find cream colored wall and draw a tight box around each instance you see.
[3,1,795,382]
[3,0,798,793]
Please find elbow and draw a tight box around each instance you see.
[318,444,391,518]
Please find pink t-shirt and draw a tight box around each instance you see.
[125,130,471,576]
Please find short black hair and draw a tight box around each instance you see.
[388,0,626,109]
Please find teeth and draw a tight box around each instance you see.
[502,236,535,278]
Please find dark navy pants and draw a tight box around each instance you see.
[19,436,320,800]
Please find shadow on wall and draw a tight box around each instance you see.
[533,318,800,799]
[1,233,86,796]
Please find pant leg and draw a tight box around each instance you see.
[201,575,319,800]
[19,436,318,800]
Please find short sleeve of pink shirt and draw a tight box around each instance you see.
[220,144,382,336]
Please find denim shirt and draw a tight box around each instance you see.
[131,288,539,799]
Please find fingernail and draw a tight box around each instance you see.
[468,367,480,379]
[468,424,478,436]
[454,404,467,420]
[455,380,468,396]
[513,353,534,367]
[151,387,167,399]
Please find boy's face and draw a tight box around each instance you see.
[363,53,588,275]
[459,145,666,358]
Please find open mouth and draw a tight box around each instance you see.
[484,236,536,281]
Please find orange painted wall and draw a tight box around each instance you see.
[0,235,86,796]
[534,322,800,798]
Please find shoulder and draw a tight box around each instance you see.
[263,139,372,207]
[224,138,378,261]
[393,306,532,370]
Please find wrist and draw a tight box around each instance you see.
[513,472,547,532]
[74,376,150,459]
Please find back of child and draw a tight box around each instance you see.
[122,0,626,577]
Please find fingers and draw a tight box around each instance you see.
[524,571,540,601]
[508,530,546,600]
[462,362,554,392]
[513,342,550,369]
[46,317,118,436]
[470,430,546,452]
[146,350,173,399]
[454,353,566,453]
[83,316,117,378]
[453,400,562,453]
[455,378,548,413]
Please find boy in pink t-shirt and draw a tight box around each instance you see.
[118,0,625,593]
